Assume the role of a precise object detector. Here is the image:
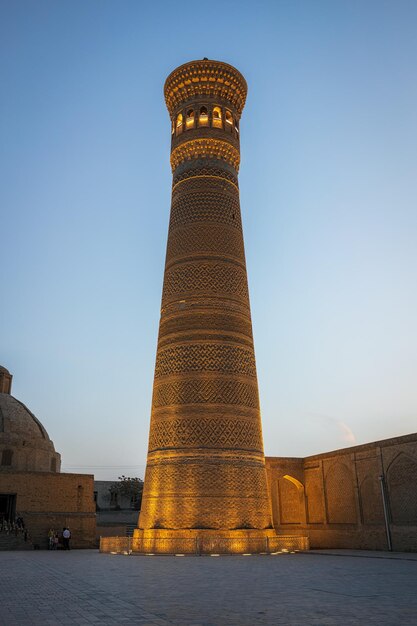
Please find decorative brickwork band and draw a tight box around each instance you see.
[173,166,238,189]
[148,414,264,453]
[154,343,257,379]
[170,138,240,172]
[152,378,260,410]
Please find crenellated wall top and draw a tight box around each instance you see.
[164,59,247,117]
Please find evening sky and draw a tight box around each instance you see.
[1,0,416,479]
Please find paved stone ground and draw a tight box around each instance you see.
[1,550,417,625]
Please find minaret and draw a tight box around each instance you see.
[135,60,275,553]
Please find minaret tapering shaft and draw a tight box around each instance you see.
[136,60,273,547]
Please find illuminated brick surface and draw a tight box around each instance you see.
[137,61,274,545]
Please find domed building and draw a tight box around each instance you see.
[0,367,61,473]
[0,366,95,549]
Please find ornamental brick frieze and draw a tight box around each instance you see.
[170,138,240,172]
[151,377,260,410]
[158,310,253,341]
[164,59,247,116]
[169,189,242,230]
[165,254,246,274]
[161,261,249,305]
[154,343,257,379]
[146,448,266,464]
[139,495,271,531]
[143,462,268,498]
[165,223,245,263]
[172,166,238,189]
[157,333,254,352]
[150,402,261,423]
[160,297,252,318]
[147,415,264,453]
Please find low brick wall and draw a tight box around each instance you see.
[100,533,308,555]
[0,470,96,548]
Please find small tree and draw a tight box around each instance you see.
[109,475,144,510]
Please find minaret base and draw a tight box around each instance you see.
[132,528,307,554]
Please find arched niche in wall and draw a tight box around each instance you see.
[325,462,357,524]
[305,467,325,523]
[387,452,417,524]
[278,474,305,525]
[359,475,384,525]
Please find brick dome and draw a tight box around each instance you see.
[0,382,61,473]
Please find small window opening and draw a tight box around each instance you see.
[199,106,209,127]
[225,109,233,126]
[186,109,195,129]
[212,106,222,129]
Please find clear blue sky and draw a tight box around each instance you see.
[1,1,416,480]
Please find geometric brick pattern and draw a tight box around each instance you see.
[169,190,242,230]
[162,261,249,303]
[166,223,245,261]
[143,462,269,498]
[152,378,260,409]
[139,459,271,529]
[170,138,240,171]
[148,416,263,452]
[154,344,257,378]
[158,311,253,340]
[164,59,247,115]
[173,166,238,188]
[139,494,272,530]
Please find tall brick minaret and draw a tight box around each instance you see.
[134,60,275,553]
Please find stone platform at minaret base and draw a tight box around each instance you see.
[101,529,308,555]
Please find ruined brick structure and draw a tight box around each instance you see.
[134,60,286,553]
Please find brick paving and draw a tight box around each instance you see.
[1,550,417,625]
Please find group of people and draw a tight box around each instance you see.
[48,527,71,550]
[0,515,28,541]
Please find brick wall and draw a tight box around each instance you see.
[266,433,417,552]
[0,470,96,548]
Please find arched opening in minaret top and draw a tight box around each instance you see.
[212,106,222,129]
[186,109,195,129]
[176,113,183,135]
[198,106,208,126]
